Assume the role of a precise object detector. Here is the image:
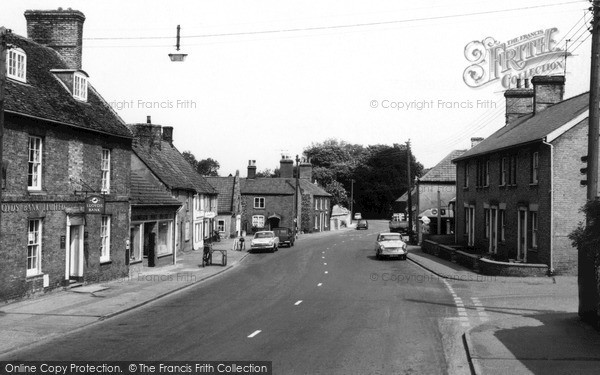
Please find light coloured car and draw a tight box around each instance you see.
[375,232,408,260]
[250,231,279,253]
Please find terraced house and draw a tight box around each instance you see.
[241,157,331,234]
[0,9,132,300]
[453,76,586,275]
[129,119,218,259]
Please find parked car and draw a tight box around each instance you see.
[273,227,295,247]
[356,219,369,230]
[375,232,408,260]
[250,231,279,253]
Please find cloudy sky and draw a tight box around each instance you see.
[1,0,593,176]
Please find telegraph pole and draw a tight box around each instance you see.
[294,155,300,237]
[588,0,600,202]
[580,0,600,325]
[406,140,413,243]
[350,179,354,224]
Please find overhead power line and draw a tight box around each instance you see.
[84,1,585,41]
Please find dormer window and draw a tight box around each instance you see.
[73,72,88,101]
[7,48,27,83]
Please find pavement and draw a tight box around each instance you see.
[0,235,252,357]
[408,246,600,375]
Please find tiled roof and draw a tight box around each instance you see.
[419,150,467,182]
[4,33,132,138]
[240,178,331,197]
[241,178,295,195]
[205,176,235,213]
[453,92,589,162]
[130,171,182,206]
[299,179,331,197]
[132,139,217,194]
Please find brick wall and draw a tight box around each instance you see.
[1,114,131,301]
[551,120,587,274]
[242,194,295,232]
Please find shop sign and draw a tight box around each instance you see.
[85,195,105,214]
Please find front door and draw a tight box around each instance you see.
[69,225,84,278]
[517,208,528,262]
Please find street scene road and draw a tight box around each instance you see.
[2,221,469,374]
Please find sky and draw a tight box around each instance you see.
[1,0,593,176]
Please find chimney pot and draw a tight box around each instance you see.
[147,116,151,124]
[247,160,257,179]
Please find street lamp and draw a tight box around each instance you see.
[168,25,187,62]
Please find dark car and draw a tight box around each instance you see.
[356,219,369,230]
[273,227,295,247]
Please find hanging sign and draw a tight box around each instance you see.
[85,195,104,214]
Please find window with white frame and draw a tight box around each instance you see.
[7,48,26,83]
[73,72,88,101]
[531,152,539,184]
[28,136,42,190]
[194,195,201,211]
[100,216,111,262]
[500,157,507,186]
[101,148,110,194]
[27,219,42,276]
[157,221,173,255]
[531,211,538,248]
[252,215,265,228]
[218,220,225,232]
[508,155,517,186]
[254,197,265,209]
[194,222,202,242]
[315,198,318,210]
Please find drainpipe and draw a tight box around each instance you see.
[543,140,554,275]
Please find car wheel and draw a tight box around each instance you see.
[376,252,380,260]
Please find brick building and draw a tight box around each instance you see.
[453,76,586,275]
[397,149,466,243]
[240,157,331,234]
[206,171,243,239]
[0,9,133,300]
[129,120,217,258]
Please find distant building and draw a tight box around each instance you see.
[453,76,585,275]
[240,157,331,233]
[206,171,243,239]
[0,9,132,299]
[397,149,466,243]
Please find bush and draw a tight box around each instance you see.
[569,200,600,259]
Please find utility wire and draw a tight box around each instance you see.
[83,1,585,41]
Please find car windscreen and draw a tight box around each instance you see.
[380,235,401,241]
[255,233,273,238]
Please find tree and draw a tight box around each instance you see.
[324,180,349,208]
[255,168,279,178]
[182,151,220,176]
[197,158,220,176]
[182,151,199,170]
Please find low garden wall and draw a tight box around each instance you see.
[421,240,549,277]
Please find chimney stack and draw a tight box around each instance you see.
[129,119,163,151]
[299,158,313,180]
[162,126,173,145]
[247,160,256,179]
[504,87,534,125]
[25,8,86,69]
[532,75,565,115]
[279,154,293,178]
[470,137,484,149]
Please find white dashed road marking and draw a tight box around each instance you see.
[317,283,323,287]
[442,280,470,328]
[248,330,261,338]
[324,271,328,274]
[471,297,489,322]
[295,300,303,306]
